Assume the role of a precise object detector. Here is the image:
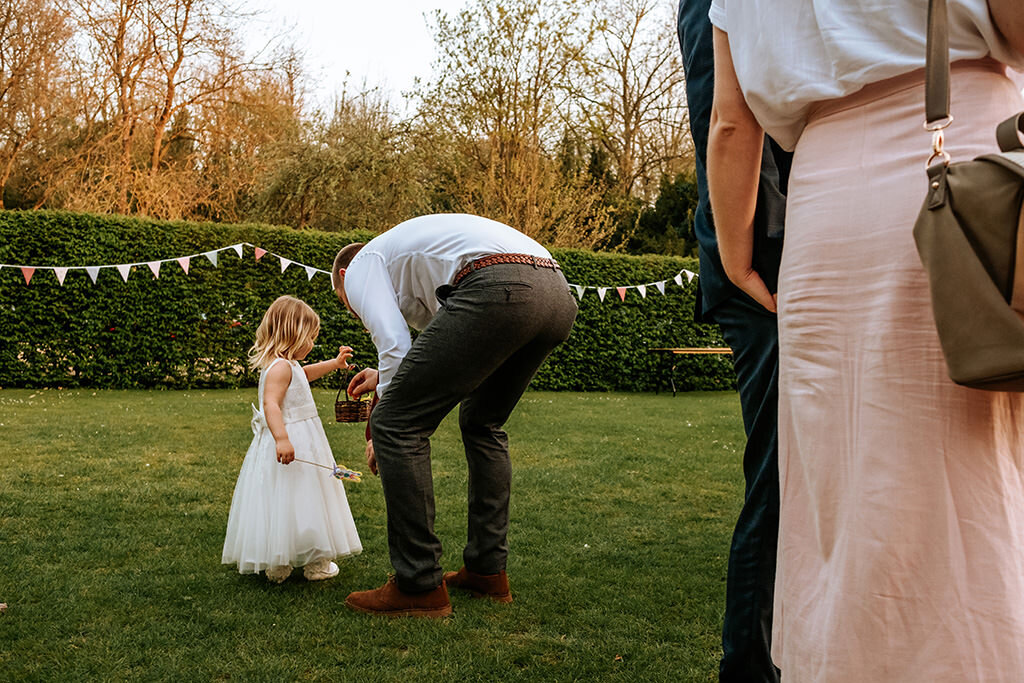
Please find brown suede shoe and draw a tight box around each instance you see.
[345,577,452,618]
[443,567,513,604]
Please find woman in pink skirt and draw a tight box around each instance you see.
[707,1,1024,680]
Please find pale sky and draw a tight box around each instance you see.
[245,0,471,112]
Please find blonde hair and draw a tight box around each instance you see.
[248,295,321,370]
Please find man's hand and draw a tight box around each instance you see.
[335,345,354,370]
[365,439,378,476]
[347,368,379,397]
[276,438,295,464]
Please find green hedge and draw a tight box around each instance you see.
[0,210,733,391]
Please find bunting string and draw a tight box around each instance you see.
[0,242,698,301]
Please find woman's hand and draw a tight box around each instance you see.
[347,368,379,397]
[276,438,295,465]
[365,439,378,476]
[722,262,778,313]
[335,345,354,370]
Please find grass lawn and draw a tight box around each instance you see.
[0,388,747,682]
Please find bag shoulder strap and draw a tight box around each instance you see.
[925,0,951,127]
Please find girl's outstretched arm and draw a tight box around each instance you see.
[304,346,353,383]
[263,361,295,464]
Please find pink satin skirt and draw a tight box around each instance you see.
[775,60,1024,681]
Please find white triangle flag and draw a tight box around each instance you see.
[571,284,585,299]
[231,244,243,258]
[204,250,218,267]
[147,261,161,278]
[685,270,696,283]
[304,265,317,281]
[673,273,683,286]
[598,287,608,302]
[117,264,131,282]
[280,258,292,273]
[655,281,666,295]
[86,266,101,284]
[53,267,68,285]
[637,285,647,298]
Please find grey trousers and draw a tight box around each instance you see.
[370,262,579,593]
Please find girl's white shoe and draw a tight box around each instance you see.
[304,559,339,581]
[266,565,292,583]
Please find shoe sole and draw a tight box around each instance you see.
[344,598,452,618]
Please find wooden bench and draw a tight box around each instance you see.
[648,347,733,396]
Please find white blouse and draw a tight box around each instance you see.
[343,213,550,396]
[709,0,1024,150]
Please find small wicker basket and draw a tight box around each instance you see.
[335,370,372,423]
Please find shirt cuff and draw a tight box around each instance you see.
[708,1,726,31]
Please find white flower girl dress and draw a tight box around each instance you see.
[222,357,361,580]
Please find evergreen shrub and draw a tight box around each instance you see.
[0,210,733,391]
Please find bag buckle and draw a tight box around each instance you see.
[924,116,953,168]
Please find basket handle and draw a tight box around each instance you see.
[336,365,364,402]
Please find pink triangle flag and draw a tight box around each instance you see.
[616,287,627,302]
[54,267,68,285]
[655,281,666,295]
[147,261,161,278]
[280,258,292,273]
[254,247,267,261]
[21,267,35,285]
[598,287,608,302]
[177,257,190,274]
[117,264,131,282]
[86,266,101,283]
[637,285,647,299]
[231,244,243,258]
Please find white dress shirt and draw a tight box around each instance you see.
[343,213,551,396]
[709,0,1024,150]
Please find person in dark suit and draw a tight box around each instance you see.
[677,2,791,680]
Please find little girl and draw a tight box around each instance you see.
[222,295,361,583]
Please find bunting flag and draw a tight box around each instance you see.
[0,241,694,300]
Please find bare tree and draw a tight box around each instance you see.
[0,0,73,208]
[574,0,691,199]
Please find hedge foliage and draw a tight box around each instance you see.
[0,210,733,391]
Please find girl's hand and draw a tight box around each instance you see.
[276,438,295,465]
[335,346,354,370]
[347,368,379,397]
[365,439,378,476]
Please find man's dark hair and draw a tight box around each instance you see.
[332,243,365,290]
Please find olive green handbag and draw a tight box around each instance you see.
[912,0,1024,391]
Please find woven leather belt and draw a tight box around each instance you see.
[452,253,560,286]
